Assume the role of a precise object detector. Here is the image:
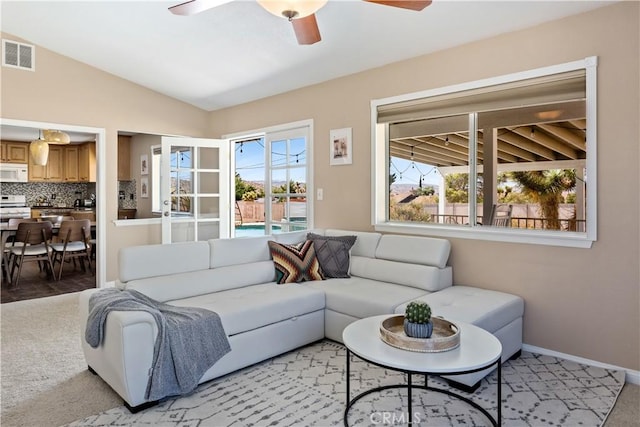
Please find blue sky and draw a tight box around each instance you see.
[390,157,441,188]
[235,139,264,181]
[235,138,306,183]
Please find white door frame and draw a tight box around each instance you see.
[160,136,230,243]
[0,117,107,287]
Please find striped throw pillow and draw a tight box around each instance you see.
[268,240,324,284]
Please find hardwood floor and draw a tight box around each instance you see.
[1,258,96,303]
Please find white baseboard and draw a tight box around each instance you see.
[522,343,640,386]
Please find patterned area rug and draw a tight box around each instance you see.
[67,340,624,426]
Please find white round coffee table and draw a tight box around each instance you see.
[342,314,502,426]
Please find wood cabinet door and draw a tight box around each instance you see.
[64,146,79,181]
[78,142,96,182]
[46,146,65,181]
[118,135,131,181]
[2,142,29,163]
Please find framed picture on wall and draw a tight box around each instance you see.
[140,177,149,198]
[330,128,352,166]
[140,154,149,175]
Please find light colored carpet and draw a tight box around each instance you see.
[0,293,121,427]
[0,292,629,427]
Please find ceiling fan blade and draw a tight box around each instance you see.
[292,14,322,45]
[363,0,432,12]
[169,0,234,16]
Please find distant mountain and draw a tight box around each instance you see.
[391,183,438,194]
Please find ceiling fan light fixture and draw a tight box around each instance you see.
[43,129,71,145]
[257,0,327,20]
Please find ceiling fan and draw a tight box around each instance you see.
[169,0,432,45]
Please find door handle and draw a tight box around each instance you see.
[163,212,170,217]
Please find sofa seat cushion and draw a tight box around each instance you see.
[306,277,428,319]
[395,285,524,333]
[168,283,325,336]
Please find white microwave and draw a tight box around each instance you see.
[0,163,28,182]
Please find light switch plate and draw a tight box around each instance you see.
[317,188,323,201]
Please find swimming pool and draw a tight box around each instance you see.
[234,224,279,237]
[234,223,306,238]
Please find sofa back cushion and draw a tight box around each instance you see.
[209,236,272,268]
[119,241,210,283]
[349,256,452,292]
[325,229,381,258]
[375,235,451,269]
[121,261,276,302]
[273,229,324,245]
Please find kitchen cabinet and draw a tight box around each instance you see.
[118,209,137,220]
[78,142,96,182]
[29,145,64,181]
[118,135,131,181]
[64,146,79,181]
[28,142,95,182]
[71,210,96,221]
[1,141,29,163]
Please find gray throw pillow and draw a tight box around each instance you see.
[307,233,357,278]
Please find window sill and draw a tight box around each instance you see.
[113,218,161,227]
[374,222,594,249]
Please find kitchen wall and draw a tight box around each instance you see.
[1,29,210,281]
[1,181,95,207]
[208,2,639,373]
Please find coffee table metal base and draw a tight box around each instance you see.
[343,348,501,427]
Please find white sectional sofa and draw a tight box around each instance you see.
[78,229,524,411]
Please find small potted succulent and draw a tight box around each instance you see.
[403,301,433,338]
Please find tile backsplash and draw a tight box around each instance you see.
[118,180,137,209]
[1,182,96,207]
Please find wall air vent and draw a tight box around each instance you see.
[2,39,35,71]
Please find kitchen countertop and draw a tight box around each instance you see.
[31,206,95,210]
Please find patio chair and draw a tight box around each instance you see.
[50,219,93,280]
[489,204,513,227]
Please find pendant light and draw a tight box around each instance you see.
[30,130,49,166]
[257,0,327,20]
[43,129,71,144]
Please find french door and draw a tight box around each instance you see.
[232,124,311,237]
[160,136,230,244]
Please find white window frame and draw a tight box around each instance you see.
[223,119,315,236]
[371,57,598,248]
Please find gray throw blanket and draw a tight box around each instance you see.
[86,288,231,401]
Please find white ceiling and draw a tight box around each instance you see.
[1,0,613,113]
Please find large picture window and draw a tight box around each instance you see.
[372,57,597,248]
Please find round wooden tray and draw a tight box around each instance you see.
[379,315,460,353]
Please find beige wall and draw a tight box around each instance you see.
[1,32,210,278]
[209,2,640,372]
[128,133,162,218]
[1,2,638,372]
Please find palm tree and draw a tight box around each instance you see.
[510,169,576,230]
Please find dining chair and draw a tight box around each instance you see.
[50,219,92,280]
[6,221,55,287]
[2,218,39,284]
